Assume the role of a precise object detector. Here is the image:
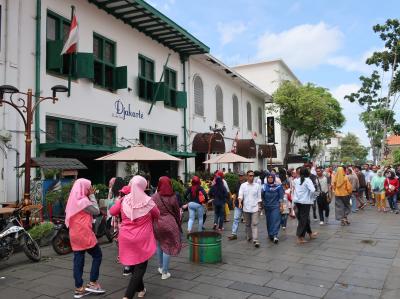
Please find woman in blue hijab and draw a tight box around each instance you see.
[262,173,284,244]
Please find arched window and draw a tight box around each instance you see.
[247,102,252,130]
[232,94,239,127]
[215,85,223,122]
[194,75,204,116]
[258,107,263,134]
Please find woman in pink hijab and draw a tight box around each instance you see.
[65,178,106,298]
[110,175,160,299]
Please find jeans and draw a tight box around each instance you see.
[243,212,259,241]
[231,207,242,235]
[312,201,317,219]
[351,192,358,212]
[295,203,312,238]
[265,206,281,239]
[125,261,148,299]
[387,193,398,211]
[317,195,329,222]
[188,202,204,232]
[213,203,224,229]
[281,214,288,228]
[73,244,102,288]
[157,243,170,274]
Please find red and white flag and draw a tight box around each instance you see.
[61,14,78,55]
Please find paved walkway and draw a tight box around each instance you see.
[1,206,400,299]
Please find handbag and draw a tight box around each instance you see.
[198,190,206,204]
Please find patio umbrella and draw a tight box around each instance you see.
[96,144,181,161]
[203,152,253,164]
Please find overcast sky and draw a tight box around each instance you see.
[149,0,400,146]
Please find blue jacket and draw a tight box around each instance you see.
[262,184,284,207]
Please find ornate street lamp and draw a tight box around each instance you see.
[207,124,226,172]
[0,85,68,205]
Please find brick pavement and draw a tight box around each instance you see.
[1,206,400,298]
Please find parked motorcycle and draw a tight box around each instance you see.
[51,207,116,255]
[0,206,41,262]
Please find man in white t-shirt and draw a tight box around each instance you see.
[238,170,262,248]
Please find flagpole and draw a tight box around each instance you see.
[67,5,75,97]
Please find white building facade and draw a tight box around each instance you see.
[0,0,269,202]
[234,59,305,166]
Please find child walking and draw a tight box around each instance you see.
[65,179,106,298]
[281,184,291,230]
[371,170,386,212]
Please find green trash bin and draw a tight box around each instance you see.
[187,231,222,264]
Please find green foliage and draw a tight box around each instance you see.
[392,124,400,135]
[45,182,74,206]
[188,171,213,181]
[28,222,54,240]
[272,81,345,161]
[93,184,108,199]
[43,169,61,180]
[337,133,369,165]
[224,173,239,194]
[393,149,400,166]
[171,179,185,201]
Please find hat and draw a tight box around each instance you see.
[119,185,131,195]
[238,171,245,176]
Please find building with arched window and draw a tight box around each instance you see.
[0,0,271,202]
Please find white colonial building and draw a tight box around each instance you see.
[234,59,307,166]
[0,0,270,202]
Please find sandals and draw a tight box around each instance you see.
[296,238,308,245]
[308,232,319,240]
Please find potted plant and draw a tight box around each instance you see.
[27,221,55,247]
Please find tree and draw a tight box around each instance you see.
[347,19,400,162]
[359,108,396,163]
[271,81,345,165]
[337,133,369,165]
[393,149,400,165]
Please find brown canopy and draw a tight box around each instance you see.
[192,132,225,154]
[258,144,277,159]
[236,139,257,158]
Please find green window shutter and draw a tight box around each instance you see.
[153,82,167,101]
[114,66,127,89]
[176,91,187,108]
[46,40,63,70]
[75,53,94,79]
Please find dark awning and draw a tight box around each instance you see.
[258,144,277,159]
[287,155,307,164]
[192,133,225,154]
[19,158,87,170]
[236,139,256,158]
[87,0,210,56]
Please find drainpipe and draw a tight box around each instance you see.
[35,0,41,158]
[181,55,188,183]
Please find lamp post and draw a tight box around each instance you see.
[0,84,68,205]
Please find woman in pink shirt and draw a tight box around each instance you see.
[110,175,160,299]
[65,178,106,298]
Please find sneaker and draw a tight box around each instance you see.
[319,221,324,225]
[157,267,163,274]
[254,241,260,248]
[313,218,318,222]
[85,282,105,294]
[122,266,131,276]
[161,272,171,280]
[138,288,147,298]
[282,227,286,231]
[213,224,217,230]
[228,234,237,240]
[74,288,90,299]
[247,237,252,242]
[273,237,279,244]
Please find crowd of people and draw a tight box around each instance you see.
[63,163,400,298]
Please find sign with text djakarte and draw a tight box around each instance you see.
[112,99,144,120]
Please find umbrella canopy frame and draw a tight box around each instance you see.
[96,144,181,162]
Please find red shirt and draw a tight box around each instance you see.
[384,178,399,196]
